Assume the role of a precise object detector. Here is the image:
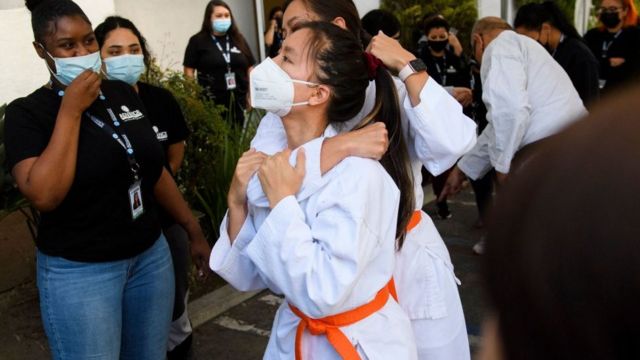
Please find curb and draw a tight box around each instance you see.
[188,285,262,329]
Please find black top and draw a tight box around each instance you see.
[137,81,189,228]
[183,32,255,98]
[553,36,600,107]
[137,82,189,167]
[584,26,640,93]
[418,47,470,88]
[4,80,164,262]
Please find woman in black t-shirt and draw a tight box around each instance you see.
[95,15,202,358]
[4,1,209,358]
[183,0,256,126]
[514,1,600,107]
[584,0,640,94]
[417,16,472,220]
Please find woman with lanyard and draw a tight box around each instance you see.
[4,1,210,358]
[233,0,476,358]
[94,16,208,359]
[183,0,256,126]
[584,0,640,95]
[212,21,418,359]
[416,15,472,221]
[515,1,600,107]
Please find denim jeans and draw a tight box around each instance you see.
[37,235,175,360]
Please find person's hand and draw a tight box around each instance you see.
[448,32,463,56]
[188,225,212,280]
[610,57,625,67]
[366,31,416,73]
[228,149,268,209]
[258,149,306,208]
[453,87,473,107]
[269,19,278,30]
[438,165,468,202]
[336,122,389,160]
[60,69,101,117]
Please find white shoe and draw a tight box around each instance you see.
[472,239,485,255]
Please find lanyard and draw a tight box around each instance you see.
[51,84,142,181]
[212,35,231,70]
[602,30,622,58]
[434,55,448,86]
[86,111,141,181]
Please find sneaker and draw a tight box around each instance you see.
[437,202,452,220]
[472,238,485,255]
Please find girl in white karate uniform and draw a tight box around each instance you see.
[211,22,418,359]
[246,1,477,359]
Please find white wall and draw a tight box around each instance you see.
[0,0,115,105]
[115,0,259,71]
[354,0,381,17]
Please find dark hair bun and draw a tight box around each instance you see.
[25,0,46,12]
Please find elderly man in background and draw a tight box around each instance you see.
[441,17,587,254]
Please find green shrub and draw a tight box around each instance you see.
[381,0,478,53]
[0,104,29,221]
[143,64,260,239]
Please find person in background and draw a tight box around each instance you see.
[515,1,600,107]
[5,0,209,358]
[584,0,640,94]
[264,6,284,58]
[95,16,206,359]
[361,9,401,39]
[441,17,587,255]
[479,84,640,360]
[416,14,463,58]
[417,15,472,220]
[184,0,256,126]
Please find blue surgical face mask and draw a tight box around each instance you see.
[103,54,146,85]
[41,46,102,86]
[212,18,232,33]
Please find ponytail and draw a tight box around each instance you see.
[358,54,415,247]
[298,21,415,248]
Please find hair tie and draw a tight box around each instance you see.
[364,52,383,80]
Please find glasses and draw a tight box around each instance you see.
[597,6,623,14]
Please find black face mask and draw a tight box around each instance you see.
[275,17,283,29]
[428,40,448,53]
[600,12,622,29]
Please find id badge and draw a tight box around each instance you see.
[225,72,237,90]
[598,79,607,89]
[129,180,144,220]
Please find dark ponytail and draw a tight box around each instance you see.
[298,22,415,248]
[25,0,91,45]
[514,1,581,40]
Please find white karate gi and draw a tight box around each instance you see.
[247,77,477,359]
[458,31,587,179]
[211,128,418,359]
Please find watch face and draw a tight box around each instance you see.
[410,59,427,72]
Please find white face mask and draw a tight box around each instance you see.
[249,57,318,117]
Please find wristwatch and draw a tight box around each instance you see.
[398,58,427,82]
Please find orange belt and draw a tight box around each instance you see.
[287,211,421,359]
[289,281,397,360]
[406,210,422,232]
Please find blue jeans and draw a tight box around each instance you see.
[37,235,175,360]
